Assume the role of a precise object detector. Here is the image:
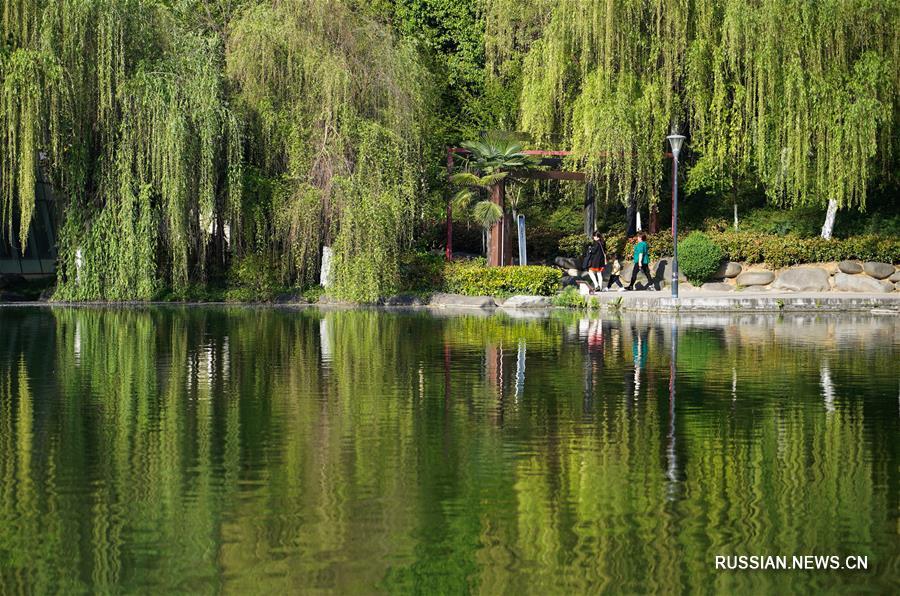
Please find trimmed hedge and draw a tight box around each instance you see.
[709,231,900,267]
[561,230,899,268]
[399,252,562,296]
[444,261,561,296]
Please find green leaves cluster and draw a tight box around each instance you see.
[2,0,242,300]
[444,260,561,296]
[1,0,430,301]
[451,133,539,231]
[677,232,725,285]
[503,0,898,212]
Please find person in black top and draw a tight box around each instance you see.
[582,232,607,292]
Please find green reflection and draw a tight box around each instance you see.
[0,307,896,593]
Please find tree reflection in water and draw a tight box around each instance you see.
[0,306,897,594]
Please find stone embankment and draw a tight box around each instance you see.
[556,256,900,294]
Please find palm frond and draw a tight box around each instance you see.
[450,172,482,187]
[479,171,509,186]
[472,200,504,229]
[451,189,476,212]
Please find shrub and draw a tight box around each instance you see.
[708,231,900,267]
[558,233,589,258]
[444,261,561,296]
[227,253,280,301]
[678,232,725,284]
[742,206,823,237]
[551,286,587,308]
[399,251,445,293]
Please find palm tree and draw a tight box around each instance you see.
[450,133,539,266]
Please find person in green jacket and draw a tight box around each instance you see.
[625,232,656,291]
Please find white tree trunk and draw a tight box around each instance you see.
[733,203,739,231]
[821,199,838,239]
[636,210,642,231]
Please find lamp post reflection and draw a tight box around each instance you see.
[666,320,680,499]
[515,338,526,402]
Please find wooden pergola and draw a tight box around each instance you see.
[445,147,674,265]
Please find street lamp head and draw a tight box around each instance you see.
[667,134,686,160]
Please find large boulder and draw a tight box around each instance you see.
[650,257,686,285]
[701,282,734,292]
[863,262,894,279]
[554,256,580,270]
[772,267,831,292]
[502,295,553,309]
[429,293,497,308]
[895,281,900,292]
[821,262,839,275]
[715,261,742,279]
[383,294,427,306]
[833,272,894,293]
[736,270,775,287]
[838,260,862,274]
[889,270,900,283]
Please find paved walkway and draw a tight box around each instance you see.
[589,288,900,312]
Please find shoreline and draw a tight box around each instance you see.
[2,289,899,314]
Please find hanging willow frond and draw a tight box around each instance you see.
[492,0,897,211]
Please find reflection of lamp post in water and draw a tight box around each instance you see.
[515,338,526,402]
[666,319,679,497]
[666,133,686,299]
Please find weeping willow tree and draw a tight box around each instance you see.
[226,0,430,301]
[1,0,242,299]
[489,0,898,236]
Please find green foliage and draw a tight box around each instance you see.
[677,232,725,284]
[226,253,279,302]
[3,0,242,300]
[550,286,588,308]
[399,251,445,294]
[506,0,897,214]
[228,1,429,300]
[444,261,560,296]
[451,132,540,239]
[742,207,824,238]
[709,232,900,268]
[558,233,589,258]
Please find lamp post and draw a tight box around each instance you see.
[666,134,686,299]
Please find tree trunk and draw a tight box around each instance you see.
[649,203,659,233]
[626,192,637,237]
[488,181,508,266]
[821,199,838,239]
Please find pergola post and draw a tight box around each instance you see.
[446,150,454,261]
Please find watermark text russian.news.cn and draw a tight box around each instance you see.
[715,555,868,571]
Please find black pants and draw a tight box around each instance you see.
[628,263,654,289]
[607,274,623,289]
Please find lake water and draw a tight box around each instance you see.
[0,306,897,594]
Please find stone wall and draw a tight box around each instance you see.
[702,260,899,293]
[555,256,900,293]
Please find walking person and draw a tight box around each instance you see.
[606,253,624,291]
[582,232,607,293]
[625,232,655,291]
